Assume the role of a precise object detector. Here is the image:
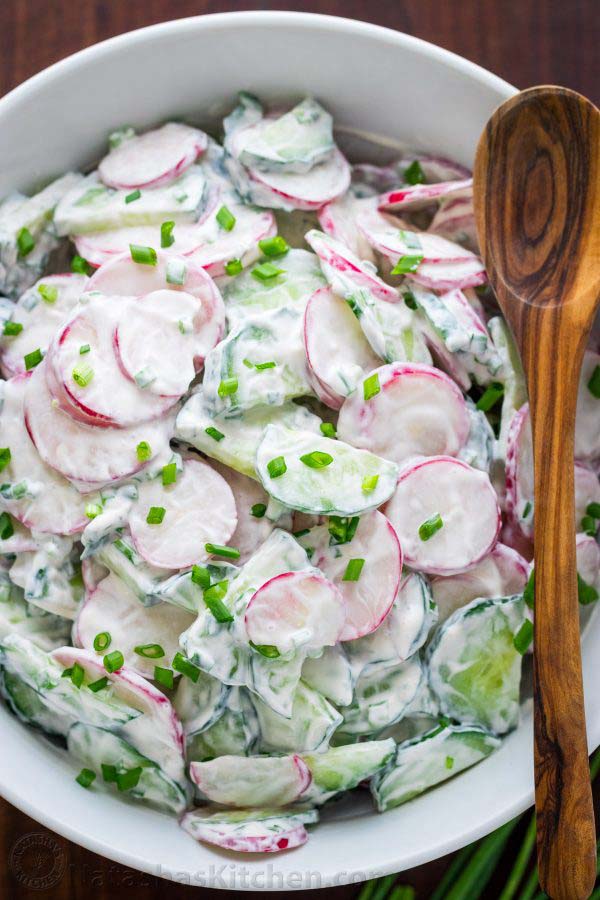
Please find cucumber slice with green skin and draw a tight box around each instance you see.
[209,461,274,564]
[94,532,170,607]
[487,316,528,460]
[458,401,495,472]
[188,201,276,279]
[203,307,312,415]
[223,91,265,137]
[190,754,311,807]
[377,179,472,213]
[174,668,229,738]
[256,424,398,517]
[427,594,526,733]
[175,388,323,479]
[0,274,88,378]
[0,375,88,535]
[381,714,440,745]
[223,249,325,327]
[185,687,259,758]
[180,805,318,854]
[431,543,529,624]
[54,168,208,236]
[337,363,470,465]
[128,458,237,570]
[98,122,208,190]
[385,456,501,576]
[67,722,188,814]
[304,286,381,409]
[301,645,354,707]
[576,350,600,461]
[0,576,71,650]
[245,571,346,655]
[371,722,501,811]
[154,561,239,614]
[338,656,424,737]
[1,668,64,732]
[302,739,395,804]
[74,572,195,678]
[10,540,82,619]
[317,194,377,262]
[252,680,342,753]
[505,404,533,540]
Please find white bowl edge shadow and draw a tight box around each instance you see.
[0,10,599,892]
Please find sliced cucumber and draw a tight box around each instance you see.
[0,576,70,650]
[95,535,167,607]
[337,656,424,737]
[488,316,527,460]
[237,98,335,174]
[253,680,342,753]
[458,401,495,472]
[302,645,354,707]
[155,562,239,614]
[186,688,259,759]
[189,753,311,807]
[302,739,395,804]
[174,669,229,738]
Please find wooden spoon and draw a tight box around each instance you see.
[474,86,600,900]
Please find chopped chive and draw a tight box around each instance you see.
[191,565,211,589]
[154,666,174,689]
[320,422,336,438]
[70,662,85,689]
[146,506,165,525]
[300,450,333,469]
[76,768,96,789]
[104,650,124,673]
[243,357,254,369]
[88,676,109,693]
[93,631,111,652]
[101,763,118,783]
[258,235,289,258]
[205,542,240,560]
[391,254,424,275]
[252,262,284,282]
[202,580,229,604]
[162,462,177,486]
[0,512,14,540]
[255,360,277,370]
[17,227,35,257]
[172,651,201,682]
[586,502,600,519]
[117,767,143,792]
[216,205,236,231]
[328,515,360,545]
[225,258,243,276]
[363,372,380,401]
[38,283,58,304]
[362,474,379,493]
[217,377,238,398]
[129,244,157,266]
[418,513,444,541]
[160,220,175,248]
[249,641,280,659]
[136,440,152,461]
[403,290,418,310]
[24,348,42,370]
[79,343,91,355]
[204,425,225,442]
[61,667,73,679]
[125,189,141,204]
[134,643,165,659]
[342,558,365,582]
[251,503,267,518]
[522,501,532,519]
[0,448,11,472]
[587,365,600,399]
[578,573,599,606]
[445,755,455,770]
[581,515,597,536]
[203,582,234,624]
[85,502,102,519]
[403,160,425,185]
[476,382,504,412]
[72,363,94,387]
[267,456,287,478]
[71,254,93,275]
[513,618,533,654]
[3,320,23,336]
[166,258,186,285]
[523,568,535,609]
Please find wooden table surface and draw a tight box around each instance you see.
[0,2,598,898]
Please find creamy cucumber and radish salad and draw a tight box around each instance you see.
[0,93,599,856]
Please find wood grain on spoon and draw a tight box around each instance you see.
[474,86,600,900]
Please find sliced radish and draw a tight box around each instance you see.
[577,533,600,590]
[81,557,108,593]
[418,154,472,182]
[304,286,381,409]
[180,806,315,853]
[575,463,600,532]
[245,571,345,654]
[420,320,472,390]
[74,572,194,678]
[0,274,88,377]
[317,194,377,262]
[309,510,403,641]
[189,755,311,807]
[128,458,237,570]
[188,202,276,278]
[500,519,534,563]
[114,290,200,396]
[209,461,274,564]
[98,122,208,190]
[47,296,176,428]
[305,229,398,303]
[74,223,208,268]
[377,179,472,213]
[505,404,534,540]
[24,362,175,490]
[429,190,478,251]
[0,375,87,533]
[431,543,529,623]
[337,363,470,465]
[385,456,501,576]
[576,350,600,461]
[87,251,225,364]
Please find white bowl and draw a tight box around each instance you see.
[1,11,598,892]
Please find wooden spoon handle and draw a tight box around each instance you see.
[524,313,596,900]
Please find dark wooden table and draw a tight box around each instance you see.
[0,2,598,898]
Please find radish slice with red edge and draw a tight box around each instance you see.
[306,228,398,303]
[575,463,600,533]
[377,179,472,213]
[428,190,478,252]
[505,404,533,540]
[385,456,501,575]
[189,755,311,807]
[317,194,377,262]
[210,461,274,564]
[577,533,600,593]
[180,807,316,853]
[98,123,208,190]
[244,571,346,655]
[188,202,276,278]
[74,222,210,269]
[128,458,237,570]
[337,363,471,465]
